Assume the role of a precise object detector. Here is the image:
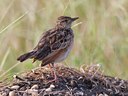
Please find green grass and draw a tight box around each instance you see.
[0,0,128,80]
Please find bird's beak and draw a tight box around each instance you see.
[71,17,79,21]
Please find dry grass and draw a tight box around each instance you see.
[0,65,128,95]
[0,0,128,80]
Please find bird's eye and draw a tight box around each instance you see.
[65,20,68,22]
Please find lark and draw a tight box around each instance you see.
[17,16,79,81]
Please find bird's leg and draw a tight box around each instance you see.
[48,63,54,76]
[48,63,58,82]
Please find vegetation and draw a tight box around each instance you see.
[1,66,128,95]
[0,0,128,80]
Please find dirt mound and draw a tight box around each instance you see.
[0,65,128,96]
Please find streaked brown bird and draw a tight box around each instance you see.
[17,16,79,82]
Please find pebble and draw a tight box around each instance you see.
[32,91,38,96]
[11,85,20,90]
[9,91,15,96]
[45,84,55,92]
[98,94,108,96]
[31,85,38,90]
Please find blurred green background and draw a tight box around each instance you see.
[0,0,128,80]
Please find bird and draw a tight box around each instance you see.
[17,16,79,82]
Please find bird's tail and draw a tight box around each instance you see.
[17,51,35,62]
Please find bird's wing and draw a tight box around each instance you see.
[50,28,74,51]
[33,28,73,61]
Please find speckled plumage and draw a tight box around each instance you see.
[17,16,78,66]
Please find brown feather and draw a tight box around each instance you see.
[17,16,78,66]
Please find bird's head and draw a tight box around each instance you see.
[56,16,79,29]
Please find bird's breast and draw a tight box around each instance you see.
[54,39,74,63]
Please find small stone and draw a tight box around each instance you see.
[0,92,7,96]
[50,84,55,88]
[23,92,29,96]
[45,84,55,92]
[98,94,108,96]
[9,91,15,96]
[104,94,108,96]
[32,91,38,96]
[75,91,84,95]
[11,85,20,90]
[98,94,104,96]
[31,85,38,90]
[70,80,77,87]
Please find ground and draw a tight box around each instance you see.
[0,64,128,96]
